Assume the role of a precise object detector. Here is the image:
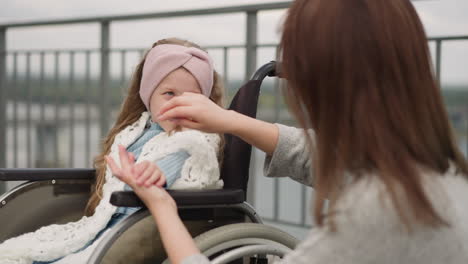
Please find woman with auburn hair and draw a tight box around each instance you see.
[115,0,468,263]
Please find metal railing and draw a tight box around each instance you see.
[0,43,279,169]
[0,2,467,230]
[0,2,291,170]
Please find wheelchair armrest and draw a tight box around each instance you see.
[110,189,245,207]
[0,168,95,181]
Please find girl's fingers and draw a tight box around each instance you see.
[118,145,131,170]
[128,152,135,164]
[105,156,122,179]
[137,167,154,185]
[134,162,150,178]
[144,172,161,187]
[154,173,166,188]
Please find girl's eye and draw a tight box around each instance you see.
[164,91,175,96]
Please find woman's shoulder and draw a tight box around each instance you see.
[335,169,468,225]
[303,171,468,263]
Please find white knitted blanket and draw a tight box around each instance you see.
[0,111,223,264]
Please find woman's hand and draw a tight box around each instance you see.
[158,92,280,155]
[157,92,237,134]
[105,145,176,212]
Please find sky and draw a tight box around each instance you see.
[0,0,467,84]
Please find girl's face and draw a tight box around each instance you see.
[149,67,202,131]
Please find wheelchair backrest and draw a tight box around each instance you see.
[220,61,278,195]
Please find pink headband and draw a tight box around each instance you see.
[139,44,214,109]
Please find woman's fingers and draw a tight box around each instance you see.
[157,93,197,117]
[157,106,195,123]
[157,92,234,134]
[173,118,201,130]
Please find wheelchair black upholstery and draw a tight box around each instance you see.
[0,61,287,263]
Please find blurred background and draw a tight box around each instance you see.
[0,0,467,239]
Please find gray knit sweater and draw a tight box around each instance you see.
[182,124,468,264]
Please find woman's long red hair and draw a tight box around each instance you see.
[280,0,468,229]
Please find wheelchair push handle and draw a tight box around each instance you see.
[250,61,280,81]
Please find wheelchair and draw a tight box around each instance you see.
[0,61,299,264]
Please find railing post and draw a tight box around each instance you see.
[245,11,258,206]
[0,27,7,193]
[245,11,258,80]
[435,40,442,87]
[99,21,111,139]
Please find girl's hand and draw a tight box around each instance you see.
[106,145,166,187]
[157,92,237,134]
[105,145,176,212]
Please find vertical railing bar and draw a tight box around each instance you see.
[12,53,18,168]
[39,51,46,167]
[466,105,468,158]
[273,45,281,219]
[85,50,91,167]
[245,11,258,80]
[223,47,228,91]
[300,185,307,226]
[121,50,126,85]
[25,52,32,167]
[69,51,75,167]
[435,40,442,87]
[0,28,5,193]
[0,28,6,179]
[99,21,110,139]
[246,10,258,206]
[54,51,60,165]
[273,45,283,223]
[273,47,280,122]
[273,178,280,221]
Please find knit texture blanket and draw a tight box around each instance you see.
[0,111,223,264]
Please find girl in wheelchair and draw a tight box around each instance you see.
[0,38,225,264]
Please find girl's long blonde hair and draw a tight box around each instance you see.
[84,38,225,216]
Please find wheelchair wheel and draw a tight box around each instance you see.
[163,223,299,264]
